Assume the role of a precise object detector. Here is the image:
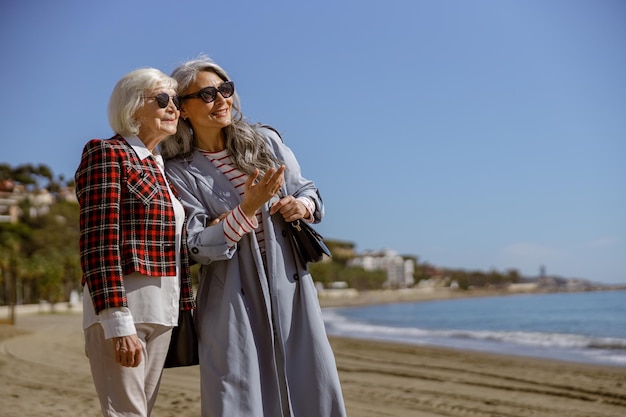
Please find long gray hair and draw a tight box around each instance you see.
[160,55,280,177]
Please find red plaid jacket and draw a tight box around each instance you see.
[75,135,194,314]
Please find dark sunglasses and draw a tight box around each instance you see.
[145,93,181,110]
[180,81,235,104]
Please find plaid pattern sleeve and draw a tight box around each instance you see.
[75,138,127,313]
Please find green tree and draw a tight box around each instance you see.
[1,163,57,190]
[11,164,38,187]
[29,200,81,304]
[309,262,387,290]
[0,163,12,181]
[0,177,81,307]
[0,223,32,304]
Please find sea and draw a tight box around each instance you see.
[322,289,626,367]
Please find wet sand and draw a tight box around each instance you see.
[1,301,625,417]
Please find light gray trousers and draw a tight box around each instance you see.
[84,323,172,417]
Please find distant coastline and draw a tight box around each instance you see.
[316,285,626,309]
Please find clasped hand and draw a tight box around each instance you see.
[269,194,310,223]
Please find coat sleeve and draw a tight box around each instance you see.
[259,126,325,223]
[75,139,127,314]
[165,159,238,265]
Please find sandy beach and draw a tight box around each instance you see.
[1,297,625,417]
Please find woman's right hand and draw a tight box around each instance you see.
[113,334,143,367]
[240,166,285,218]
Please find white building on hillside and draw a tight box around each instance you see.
[348,249,415,288]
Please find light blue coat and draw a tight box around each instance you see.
[165,127,346,417]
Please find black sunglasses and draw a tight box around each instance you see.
[145,93,181,110]
[180,81,235,104]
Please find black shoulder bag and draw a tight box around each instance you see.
[287,219,331,266]
[164,309,199,368]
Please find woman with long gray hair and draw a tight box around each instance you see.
[161,55,346,417]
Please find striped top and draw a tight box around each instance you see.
[200,149,266,251]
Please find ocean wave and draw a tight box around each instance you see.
[441,329,626,350]
[322,309,626,356]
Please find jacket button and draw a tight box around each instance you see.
[293,273,299,281]
[191,247,199,254]
[282,230,288,237]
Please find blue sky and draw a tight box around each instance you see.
[1,0,624,284]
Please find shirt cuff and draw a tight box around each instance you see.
[224,205,258,246]
[99,307,136,339]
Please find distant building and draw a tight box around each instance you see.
[348,249,415,288]
[58,186,78,203]
[0,184,77,223]
[0,181,19,223]
[0,195,19,223]
[508,282,539,292]
[28,189,54,217]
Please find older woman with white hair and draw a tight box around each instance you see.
[75,67,194,417]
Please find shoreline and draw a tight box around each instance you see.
[1,312,625,417]
[317,287,497,308]
[319,287,626,369]
[329,335,626,417]
[2,288,626,416]
[317,286,626,309]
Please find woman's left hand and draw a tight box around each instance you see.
[208,211,230,227]
[270,195,309,223]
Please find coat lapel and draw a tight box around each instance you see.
[188,149,241,208]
